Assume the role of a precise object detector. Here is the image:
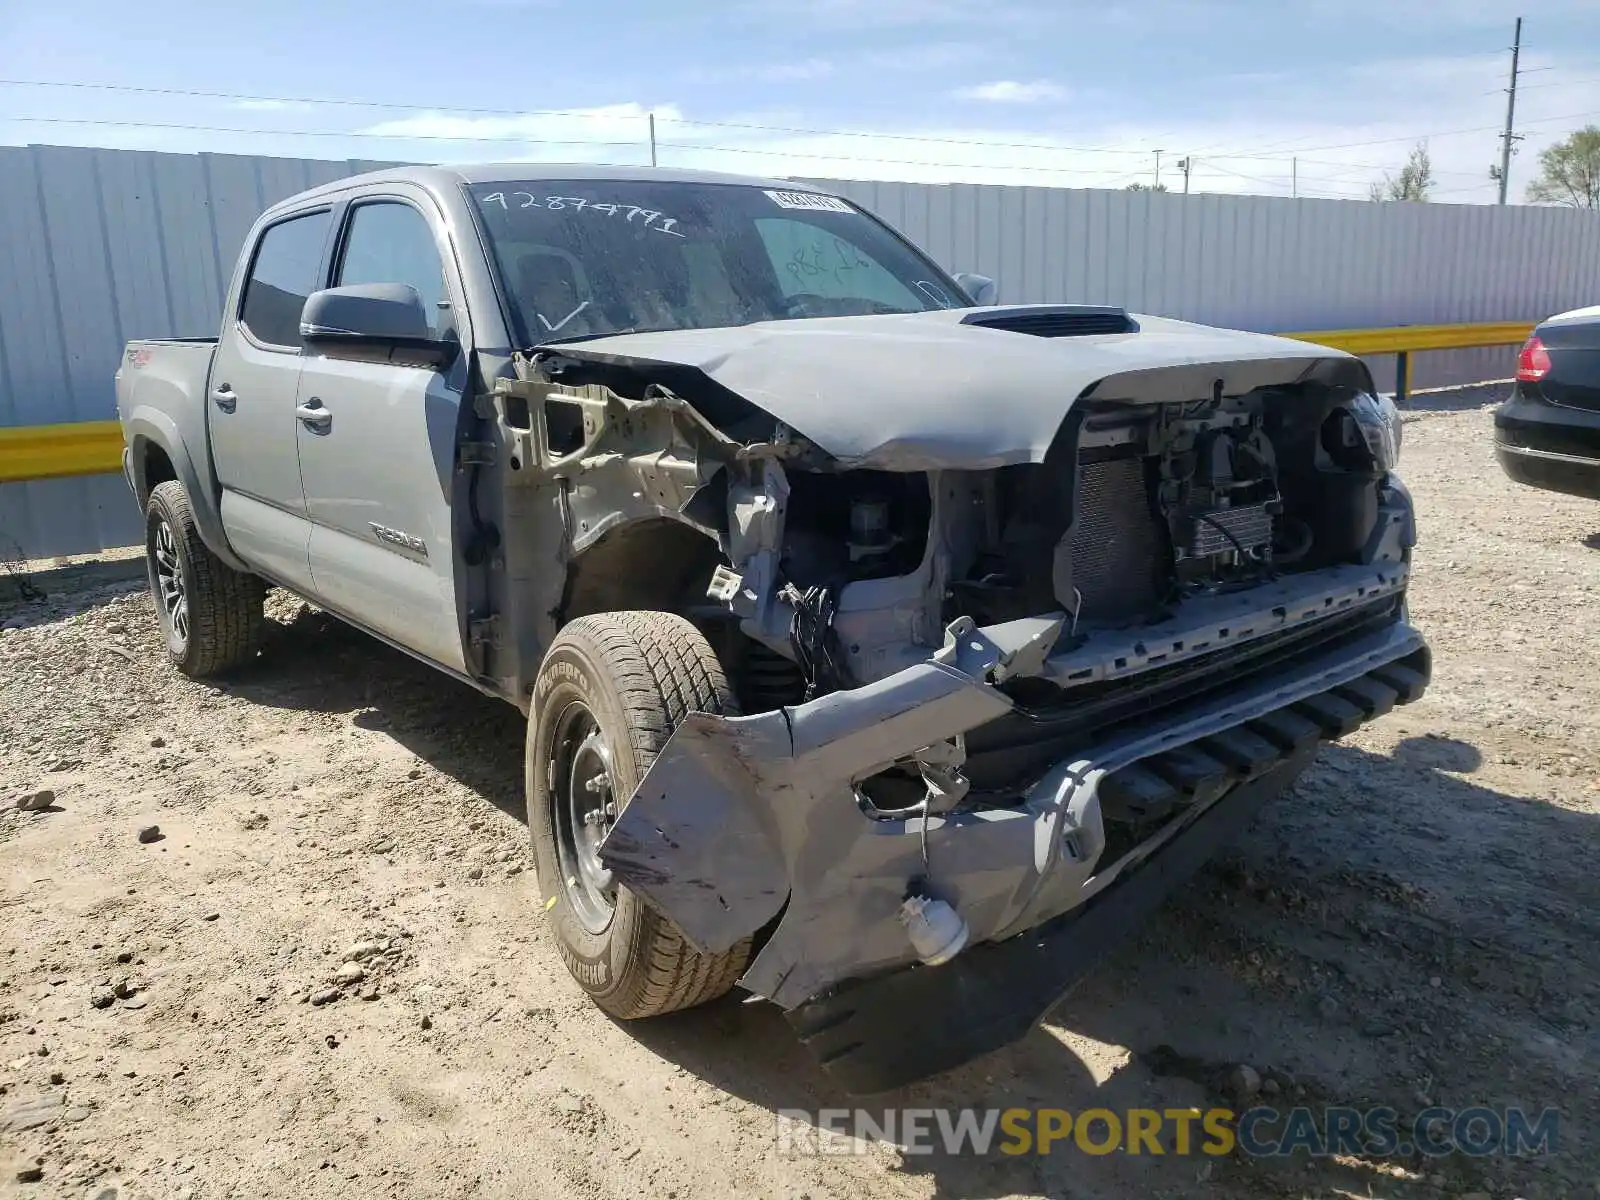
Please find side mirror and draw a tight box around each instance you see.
[300,283,458,370]
[953,272,998,306]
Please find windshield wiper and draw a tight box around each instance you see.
[538,325,684,346]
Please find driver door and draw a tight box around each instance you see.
[296,193,470,671]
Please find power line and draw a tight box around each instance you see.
[3,115,1133,178]
[9,74,1594,167]
[0,78,613,121]
[8,75,1599,189]
[0,78,1159,157]
[1221,107,1600,158]
[660,139,1132,175]
[6,116,645,147]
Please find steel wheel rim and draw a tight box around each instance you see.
[550,701,619,935]
[152,517,188,645]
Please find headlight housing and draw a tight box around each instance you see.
[1347,391,1402,471]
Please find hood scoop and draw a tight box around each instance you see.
[962,305,1137,338]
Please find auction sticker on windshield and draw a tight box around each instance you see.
[765,190,854,213]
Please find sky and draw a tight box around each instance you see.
[5,0,1600,203]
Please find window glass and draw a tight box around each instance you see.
[465,182,961,347]
[753,217,924,310]
[239,210,332,347]
[336,202,449,336]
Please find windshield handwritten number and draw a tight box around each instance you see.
[833,239,869,272]
[786,244,826,284]
[480,193,687,236]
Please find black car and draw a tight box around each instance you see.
[1495,307,1600,500]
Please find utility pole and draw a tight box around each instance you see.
[1153,149,1163,190]
[1495,17,1523,204]
[1177,156,1192,194]
[648,112,658,167]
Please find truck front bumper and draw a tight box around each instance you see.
[788,745,1319,1093]
[600,564,1427,1086]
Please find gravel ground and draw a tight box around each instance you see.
[2,386,1597,1200]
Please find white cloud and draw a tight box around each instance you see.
[952,80,1070,104]
[357,104,684,164]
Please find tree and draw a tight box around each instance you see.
[1526,126,1600,208]
[1369,142,1434,202]
[1126,182,1168,192]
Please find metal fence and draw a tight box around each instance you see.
[4,143,1598,559]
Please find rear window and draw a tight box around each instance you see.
[239,210,333,348]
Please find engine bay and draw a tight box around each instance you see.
[768,385,1396,653]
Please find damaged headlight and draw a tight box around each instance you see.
[1347,391,1402,471]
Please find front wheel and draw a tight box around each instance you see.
[527,611,752,1018]
[144,480,266,678]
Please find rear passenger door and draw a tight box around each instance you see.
[210,208,332,592]
[295,193,469,672]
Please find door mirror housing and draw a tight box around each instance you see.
[952,272,998,306]
[300,283,458,370]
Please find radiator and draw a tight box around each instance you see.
[1067,453,1170,620]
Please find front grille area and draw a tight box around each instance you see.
[963,595,1404,791]
[1068,453,1170,620]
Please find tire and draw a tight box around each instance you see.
[144,480,267,678]
[527,611,752,1019]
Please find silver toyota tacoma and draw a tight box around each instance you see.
[116,164,1428,1091]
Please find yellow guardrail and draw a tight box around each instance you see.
[0,322,1535,485]
[0,419,124,485]
[1287,320,1536,357]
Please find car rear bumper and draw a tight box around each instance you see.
[786,644,1430,1093]
[1496,386,1600,500]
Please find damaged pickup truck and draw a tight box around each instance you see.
[115,165,1428,1091]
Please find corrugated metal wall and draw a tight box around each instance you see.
[5,144,1599,560]
[0,146,400,563]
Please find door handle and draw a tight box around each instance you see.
[296,398,332,431]
[211,384,237,413]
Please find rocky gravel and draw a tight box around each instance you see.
[1,386,1597,1199]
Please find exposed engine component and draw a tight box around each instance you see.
[1155,410,1282,590]
[848,496,897,563]
[898,892,969,966]
[779,470,930,586]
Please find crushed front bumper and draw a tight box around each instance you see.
[600,565,1427,1083]
[786,644,1428,1092]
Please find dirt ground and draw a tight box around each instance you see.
[2,387,1597,1200]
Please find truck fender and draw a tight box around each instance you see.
[124,408,250,573]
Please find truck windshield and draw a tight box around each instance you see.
[466,181,964,347]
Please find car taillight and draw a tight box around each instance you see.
[1516,335,1551,382]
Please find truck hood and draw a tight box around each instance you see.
[550,307,1360,470]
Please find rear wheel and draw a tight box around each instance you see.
[527,611,752,1018]
[144,480,266,678]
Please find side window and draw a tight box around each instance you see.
[336,202,450,337]
[239,210,332,348]
[754,217,921,309]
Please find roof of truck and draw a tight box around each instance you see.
[282,163,827,206]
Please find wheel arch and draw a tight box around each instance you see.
[125,408,249,572]
[558,515,725,626]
